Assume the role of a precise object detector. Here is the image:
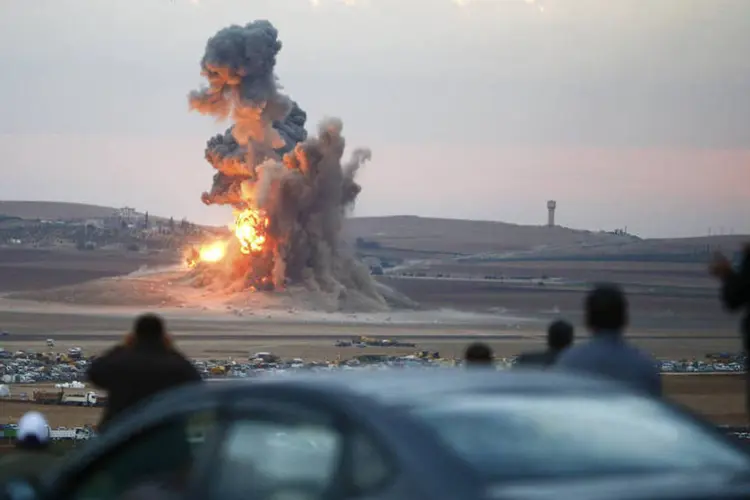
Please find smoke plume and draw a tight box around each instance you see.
[188,20,386,308]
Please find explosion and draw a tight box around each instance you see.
[184,19,386,307]
[185,240,227,268]
[234,209,269,255]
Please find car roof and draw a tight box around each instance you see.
[114,369,643,427]
[197,368,634,407]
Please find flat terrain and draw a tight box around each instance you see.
[0,247,176,292]
[0,273,744,428]
[2,400,102,428]
[0,203,747,430]
[1,375,745,428]
[664,374,747,426]
[407,260,715,288]
[0,286,745,428]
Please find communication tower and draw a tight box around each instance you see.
[547,200,557,227]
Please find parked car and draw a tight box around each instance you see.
[6,370,750,500]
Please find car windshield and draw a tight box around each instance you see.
[411,393,750,481]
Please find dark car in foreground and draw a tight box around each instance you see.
[5,370,750,500]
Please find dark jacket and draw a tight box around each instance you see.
[514,350,561,368]
[0,443,57,485]
[87,342,201,431]
[720,250,750,349]
[555,332,662,397]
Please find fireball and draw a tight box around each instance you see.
[186,240,228,268]
[185,208,269,269]
[234,209,269,255]
[199,241,227,263]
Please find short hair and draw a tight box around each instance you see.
[585,284,628,331]
[547,320,574,350]
[133,313,166,342]
[464,342,494,365]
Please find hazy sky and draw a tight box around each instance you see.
[0,0,748,237]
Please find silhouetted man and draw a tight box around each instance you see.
[515,320,574,368]
[711,244,750,416]
[555,284,661,397]
[464,342,494,367]
[87,315,203,493]
[88,313,202,431]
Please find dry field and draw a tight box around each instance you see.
[664,374,747,426]
[2,400,102,428]
[0,329,743,364]
[0,247,175,293]
[1,375,745,428]
[377,276,737,335]
[418,260,715,288]
[0,207,747,432]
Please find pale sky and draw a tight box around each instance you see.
[0,0,747,237]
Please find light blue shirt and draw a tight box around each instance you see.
[555,332,662,397]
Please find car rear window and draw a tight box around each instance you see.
[411,394,750,481]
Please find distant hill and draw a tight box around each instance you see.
[0,201,121,221]
[1,203,744,260]
[344,216,637,255]
[0,201,179,225]
[345,216,748,260]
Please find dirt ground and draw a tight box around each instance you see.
[664,375,747,426]
[0,247,175,293]
[2,290,743,428]
[0,245,747,430]
[1,401,103,428]
[1,374,745,428]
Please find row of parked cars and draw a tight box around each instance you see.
[193,353,748,380]
[2,342,748,389]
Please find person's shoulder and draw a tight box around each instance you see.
[92,345,126,362]
[164,350,191,367]
[554,343,589,365]
[625,342,657,362]
[33,451,59,466]
[174,350,197,367]
[169,351,201,379]
[516,351,547,365]
[0,450,53,477]
[639,350,661,372]
[740,247,750,272]
[0,451,17,469]
[624,343,660,371]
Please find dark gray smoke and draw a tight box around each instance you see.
[189,20,386,309]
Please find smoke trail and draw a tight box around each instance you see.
[189,20,386,309]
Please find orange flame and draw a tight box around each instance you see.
[185,240,227,268]
[186,208,268,268]
[199,241,227,262]
[234,209,269,255]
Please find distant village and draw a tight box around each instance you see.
[0,206,220,253]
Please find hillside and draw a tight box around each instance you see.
[1,203,745,260]
[0,200,183,226]
[345,216,748,260]
[0,201,121,221]
[344,216,635,255]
